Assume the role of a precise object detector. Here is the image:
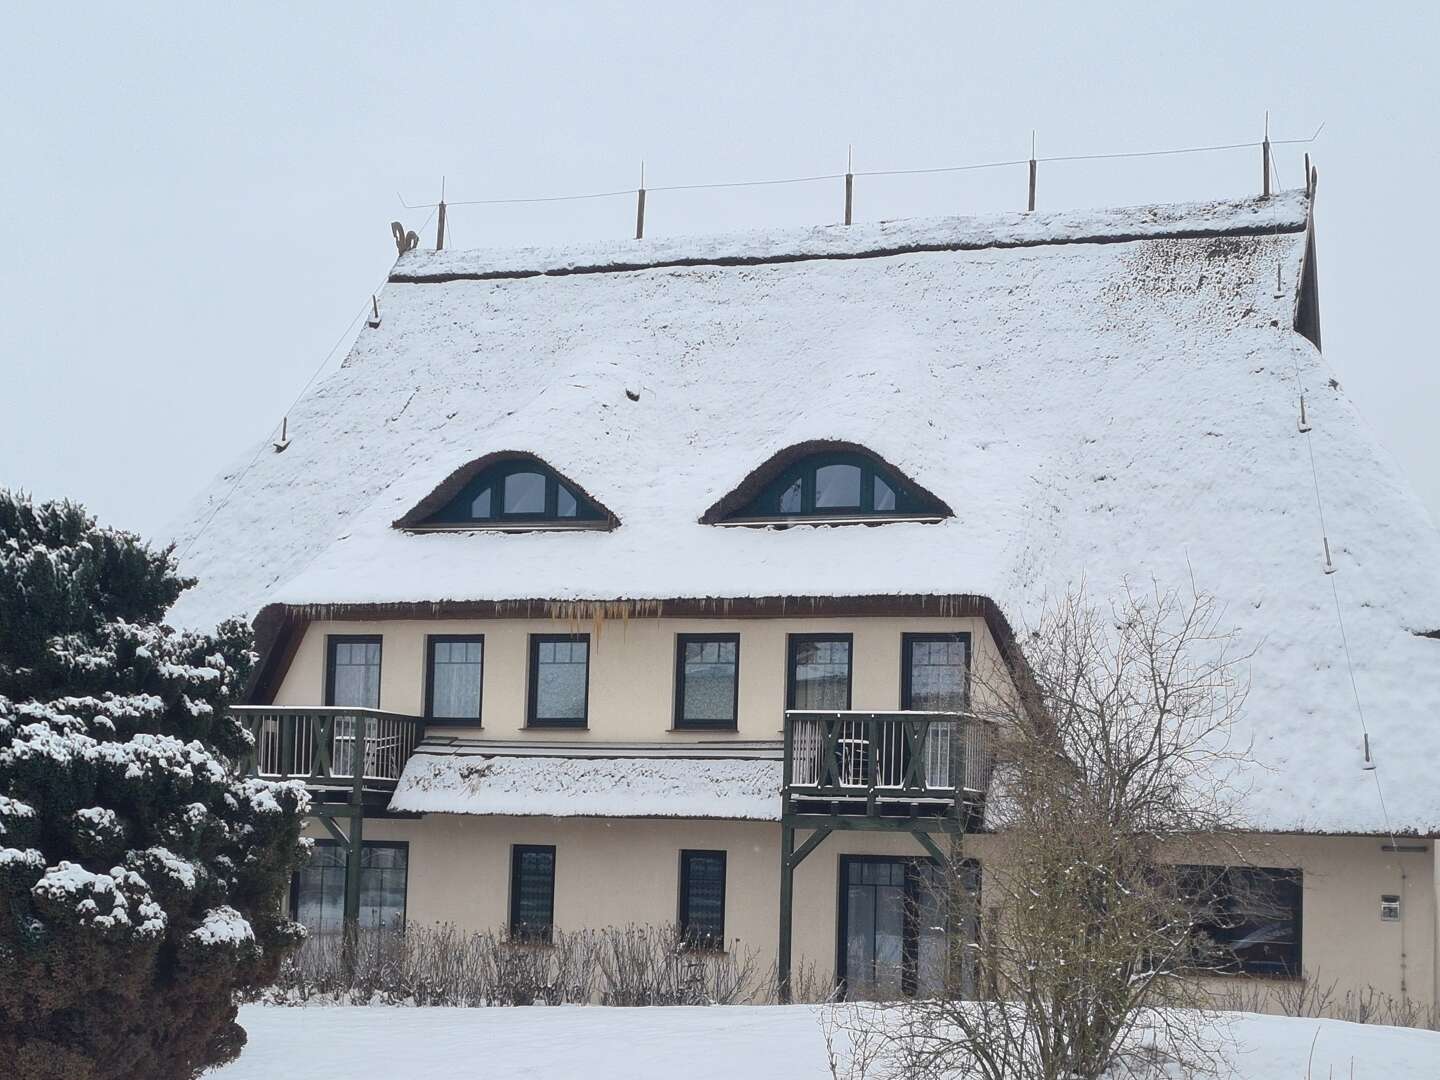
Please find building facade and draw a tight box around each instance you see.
[173,187,1440,1008]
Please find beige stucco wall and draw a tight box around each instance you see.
[274,614,1007,739]
[309,814,1436,1009]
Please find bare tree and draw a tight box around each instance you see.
[837,581,1257,1080]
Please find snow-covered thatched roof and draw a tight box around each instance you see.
[171,190,1440,835]
[389,742,781,820]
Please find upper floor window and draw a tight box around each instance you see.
[674,634,740,730]
[326,635,381,708]
[426,635,484,724]
[528,634,590,727]
[393,453,616,530]
[901,633,970,712]
[787,634,853,710]
[701,442,951,525]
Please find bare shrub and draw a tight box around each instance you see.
[595,924,761,1005]
[834,582,1257,1080]
[1217,973,1440,1031]
[254,921,760,1007]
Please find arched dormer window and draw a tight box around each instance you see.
[394,453,616,531]
[700,441,951,526]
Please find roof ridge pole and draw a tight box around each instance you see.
[844,145,854,226]
[635,160,646,240]
[1027,130,1037,212]
[1262,112,1272,198]
[436,175,448,250]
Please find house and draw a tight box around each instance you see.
[170,184,1440,1006]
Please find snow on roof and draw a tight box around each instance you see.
[169,189,1440,835]
[389,746,781,820]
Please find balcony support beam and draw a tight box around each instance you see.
[777,822,833,1004]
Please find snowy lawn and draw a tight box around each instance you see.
[212,1005,1440,1079]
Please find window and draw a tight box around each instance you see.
[402,455,611,528]
[837,856,980,999]
[325,636,382,708]
[1180,866,1302,977]
[705,445,951,524]
[425,635,484,723]
[901,633,971,712]
[678,850,727,949]
[510,844,556,942]
[528,635,590,727]
[326,636,382,776]
[674,634,740,729]
[788,634,853,710]
[291,840,408,933]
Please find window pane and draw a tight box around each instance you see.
[534,639,588,721]
[431,639,483,719]
[330,640,381,708]
[680,852,725,945]
[779,477,802,514]
[1183,866,1301,976]
[814,464,862,509]
[873,476,897,512]
[907,637,968,711]
[470,486,492,518]
[680,639,738,724]
[358,845,408,930]
[792,639,851,709]
[512,847,555,940]
[294,842,407,934]
[503,471,546,514]
[557,485,578,517]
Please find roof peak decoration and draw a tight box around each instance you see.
[701,441,952,526]
[394,452,617,532]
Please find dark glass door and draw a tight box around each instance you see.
[839,857,950,999]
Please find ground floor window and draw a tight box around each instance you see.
[291,840,408,933]
[510,844,557,942]
[838,855,978,1000]
[678,849,726,948]
[1180,865,1302,977]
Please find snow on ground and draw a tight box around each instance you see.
[210,1005,1440,1080]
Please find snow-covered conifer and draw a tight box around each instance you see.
[0,491,308,1080]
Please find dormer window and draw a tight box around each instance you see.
[701,442,951,526]
[394,453,616,531]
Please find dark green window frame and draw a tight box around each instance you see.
[527,634,591,728]
[786,633,854,710]
[678,849,727,949]
[900,632,972,712]
[673,633,741,730]
[424,634,485,726]
[1178,865,1302,977]
[324,634,382,708]
[729,450,943,521]
[289,839,409,933]
[510,844,557,943]
[421,458,607,526]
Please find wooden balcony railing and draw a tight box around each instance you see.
[783,710,994,811]
[232,706,424,794]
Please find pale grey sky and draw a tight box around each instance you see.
[3,3,1436,539]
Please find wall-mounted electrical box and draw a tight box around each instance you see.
[1380,894,1401,922]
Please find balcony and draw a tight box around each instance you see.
[782,710,994,822]
[233,706,425,799]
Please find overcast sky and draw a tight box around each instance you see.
[3,3,1437,541]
